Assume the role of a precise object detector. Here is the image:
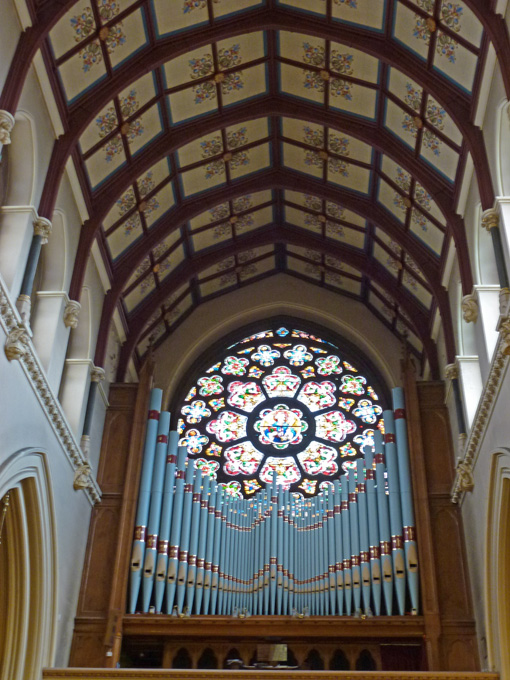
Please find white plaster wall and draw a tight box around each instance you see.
[0,325,93,668]
[153,273,403,410]
[0,0,22,93]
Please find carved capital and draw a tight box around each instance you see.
[0,110,15,145]
[33,217,52,244]
[5,325,30,361]
[456,458,474,493]
[445,363,458,381]
[91,366,106,383]
[63,299,81,329]
[481,208,499,232]
[73,463,91,491]
[461,292,478,324]
[15,293,31,325]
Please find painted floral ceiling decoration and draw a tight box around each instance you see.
[176,325,384,498]
[23,0,496,379]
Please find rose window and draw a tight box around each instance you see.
[177,325,385,498]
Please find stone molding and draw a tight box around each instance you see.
[461,291,478,324]
[0,110,15,146]
[63,299,81,329]
[0,275,101,505]
[452,330,510,503]
[444,363,459,381]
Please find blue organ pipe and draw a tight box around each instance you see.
[252,501,260,614]
[288,495,295,614]
[202,483,217,614]
[309,500,316,615]
[217,496,229,614]
[210,490,223,615]
[165,445,188,613]
[333,480,344,615]
[348,472,362,614]
[270,479,278,614]
[383,409,406,616]
[283,490,290,615]
[189,473,209,614]
[356,458,372,614]
[277,485,284,614]
[320,495,328,615]
[194,476,211,614]
[375,430,394,615]
[340,478,353,616]
[392,387,420,614]
[227,502,237,613]
[142,410,171,612]
[154,431,180,613]
[364,449,382,616]
[129,388,162,613]
[327,491,337,614]
[263,487,271,614]
[175,462,197,613]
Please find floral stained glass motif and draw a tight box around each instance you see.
[181,399,211,424]
[206,411,248,442]
[227,381,265,412]
[177,325,383,496]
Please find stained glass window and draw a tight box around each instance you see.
[178,325,384,497]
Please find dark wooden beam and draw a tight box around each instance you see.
[107,226,442,380]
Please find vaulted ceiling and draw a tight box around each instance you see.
[4,0,508,380]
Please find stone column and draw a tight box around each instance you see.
[31,292,81,392]
[15,216,52,325]
[482,209,510,315]
[80,366,106,460]
[445,363,467,449]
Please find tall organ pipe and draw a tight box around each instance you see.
[142,410,171,612]
[392,387,420,614]
[375,430,393,615]
[356,458,372,614]
[129,388,162,614]
[154,431,180,613]
[365,449,382,615]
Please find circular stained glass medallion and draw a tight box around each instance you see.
[177,326,384,498]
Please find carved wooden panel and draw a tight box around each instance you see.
[69,631,107,668]
[77,502,122,617]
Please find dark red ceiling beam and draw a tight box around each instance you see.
[67,101,474,302]
[73,169,443,310]
[35,7,496,222]
[111,226,441,380]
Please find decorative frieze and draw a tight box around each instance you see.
[455,458,474,493]
[63,299,81,329]
[0,110,15,146]
[461,292,478,324]
[452,333,509,503]
[0,276,101,505]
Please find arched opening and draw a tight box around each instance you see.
[197,647,218,669]
[356,649,376,670]
[224,647,242,668]
[0,450,57,680]
[304,649,324,670]
[331,648,350,670]
[486,449,510,676]
[172,647,192,669]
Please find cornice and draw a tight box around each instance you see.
[451,328,510,503]
[0,275,101,505]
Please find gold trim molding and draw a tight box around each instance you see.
[43,671,499,680]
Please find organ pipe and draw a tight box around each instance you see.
[129,388,420,616]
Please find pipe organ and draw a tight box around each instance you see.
[129,386,419,617]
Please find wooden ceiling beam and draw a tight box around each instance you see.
[110,225,440,379]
